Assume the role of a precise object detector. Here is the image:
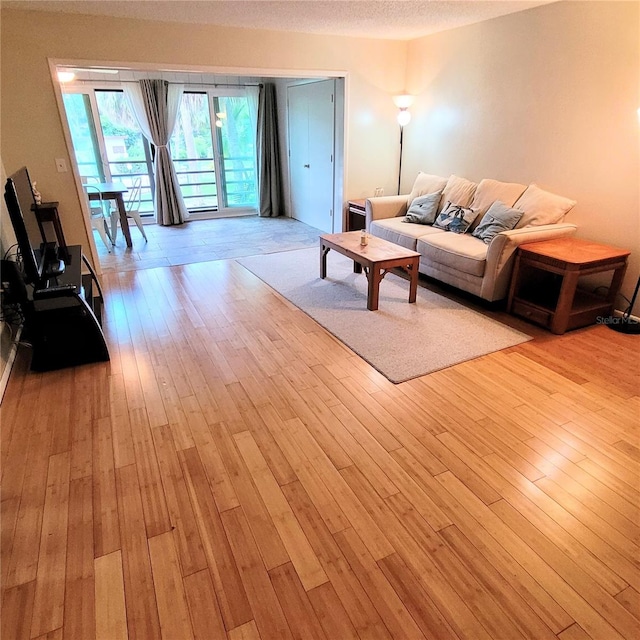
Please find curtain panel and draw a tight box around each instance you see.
[124,80,189,226]
[257,83,283,217]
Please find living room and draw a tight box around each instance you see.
[2,1,637,300]
[1,1,638,639]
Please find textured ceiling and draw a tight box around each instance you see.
[3,1,555,40]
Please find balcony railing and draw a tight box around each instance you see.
[174,156,257,209]
[78,154,257,217]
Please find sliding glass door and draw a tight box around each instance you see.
[170,92,217,211]
[170,90,257,214]
[63,88,155,214]
[94,90,155,214]
[62,83,257,220]
[62,92,105,182]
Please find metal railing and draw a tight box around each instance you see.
[174,156,257,209]
[78,154,257,216]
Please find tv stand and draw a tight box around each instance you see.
[26,245,109,371]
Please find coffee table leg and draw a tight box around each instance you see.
[320,244,329,279]
[408,259,418,303]
[367,266,381,311]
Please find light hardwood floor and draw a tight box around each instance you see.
[1,253,639,639]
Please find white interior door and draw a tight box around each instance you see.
[288,80,336,232]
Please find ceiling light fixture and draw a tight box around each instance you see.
[57,70,76,83]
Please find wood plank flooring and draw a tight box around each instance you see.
[1,256,639,639]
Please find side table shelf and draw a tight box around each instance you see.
[346,199,366,231]
[508,238,630,335]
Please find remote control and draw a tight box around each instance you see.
[34,284,78,298]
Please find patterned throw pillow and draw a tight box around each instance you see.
[433,201,479,234]
[472,201,524,244]
[405,191,442,225]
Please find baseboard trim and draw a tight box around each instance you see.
[0,326,22,404]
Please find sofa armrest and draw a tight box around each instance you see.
[365,195,408,228]
[480,223,577,301]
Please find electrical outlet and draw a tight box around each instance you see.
[55,158,68,173]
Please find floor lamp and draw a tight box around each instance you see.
[610,109,640,333]
[393,94,414,195]
[607,274,640,334]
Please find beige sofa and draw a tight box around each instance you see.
[366,173,577,302]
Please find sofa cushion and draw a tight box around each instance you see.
[408,172,448,206]
[405,191,442,224]
[439,175,478,212]
[469,178,528,216]
[433,202,480,234]
[514,184,576,228]
[417,233,488,277]
[370,216,445,250]
[472,201,523,244]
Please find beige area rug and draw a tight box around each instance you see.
[237,247,531,383]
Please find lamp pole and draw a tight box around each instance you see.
[607,274,640,334]
[393,96,412,194]
[398,123,404,196]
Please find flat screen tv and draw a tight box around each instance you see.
[4,166,63,286]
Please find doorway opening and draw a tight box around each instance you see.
[55,65,345,271]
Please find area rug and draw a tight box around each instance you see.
[237,247,531,383]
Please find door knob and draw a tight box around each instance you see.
[303,164,310,168]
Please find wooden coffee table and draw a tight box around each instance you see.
[320,231,420,311]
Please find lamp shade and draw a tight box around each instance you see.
[397,110,411,127]
[393,94,414,109]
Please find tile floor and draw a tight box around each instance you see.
[96,215,323,273]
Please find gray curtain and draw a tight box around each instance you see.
[257,83,283,217]
[127,79,189,226]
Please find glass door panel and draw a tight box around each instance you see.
[94,90,154,215]
[214,96,257,209]
[170,92,218,210]
[62,93,104,182]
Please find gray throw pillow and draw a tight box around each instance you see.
[433,201,479,234]
[404,191,442,224]
[472,201,524,244]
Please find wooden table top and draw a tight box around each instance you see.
[85,182,128,198]
[321,231,420,261]
[519,237,630,266]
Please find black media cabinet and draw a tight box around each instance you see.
[26,245,109,371]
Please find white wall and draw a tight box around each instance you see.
[1,8,407,266]
[1,2,638,299]
[403,0,639,300]
[1,159,20,400]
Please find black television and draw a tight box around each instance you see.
[4,166,64,286]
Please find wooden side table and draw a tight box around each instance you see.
[346,199,366,231]
[507,237,630,334]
